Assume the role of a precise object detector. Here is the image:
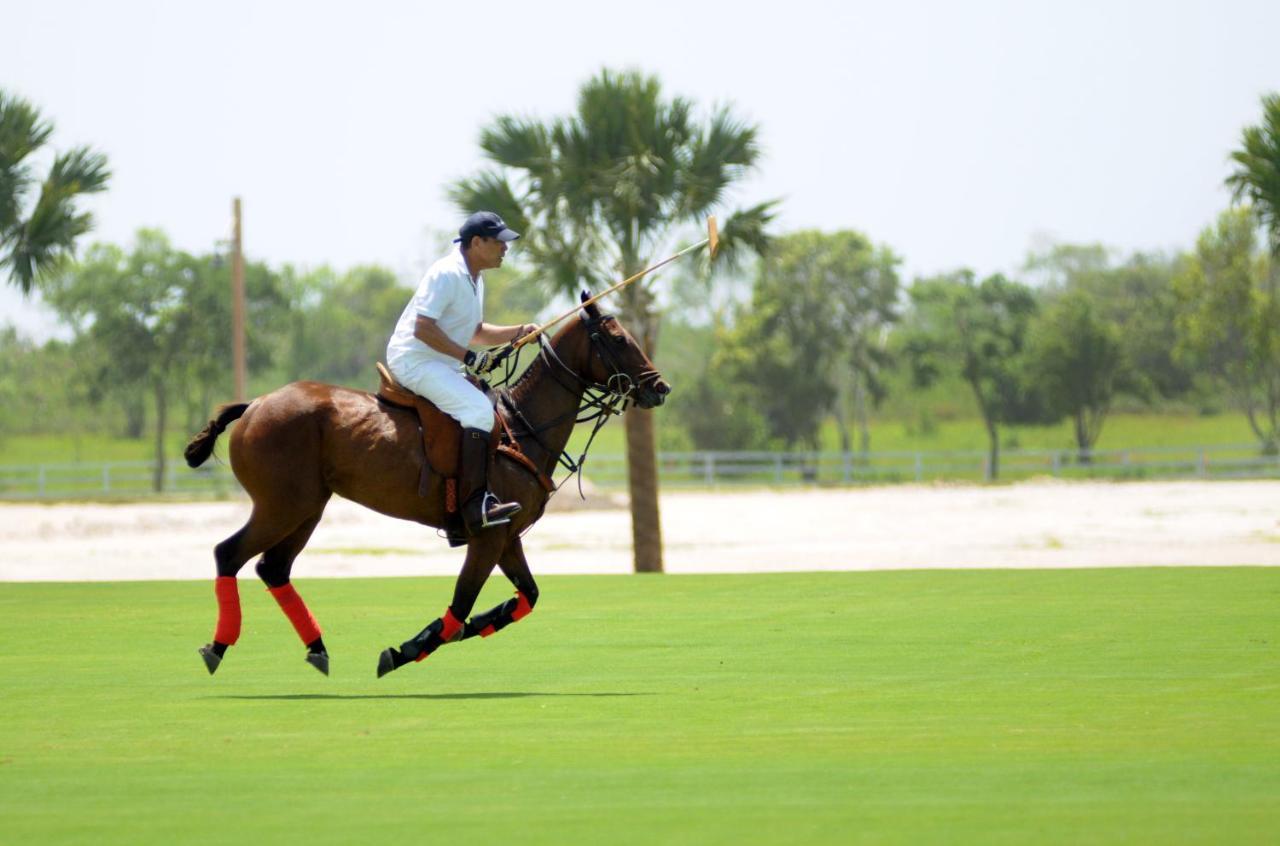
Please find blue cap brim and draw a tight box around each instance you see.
[454,228,520,243]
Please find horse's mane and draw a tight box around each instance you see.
[505,317,580,408]
[506,353,548,408]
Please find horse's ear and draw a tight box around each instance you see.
[580,290,601,318]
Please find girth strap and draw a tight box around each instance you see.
[495,413,555,492]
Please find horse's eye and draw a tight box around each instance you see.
[611,334,627,347]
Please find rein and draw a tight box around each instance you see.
[491,314,654,497]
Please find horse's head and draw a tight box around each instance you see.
[574,291,671,409]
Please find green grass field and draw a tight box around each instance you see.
[1,569,1277,844]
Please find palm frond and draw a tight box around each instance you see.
[0,91,53,169]
[675,107,762,217]
[479,116,553,173]
[1226,93,1280,250]
[6,164,102,293]
[450,68,777,308]
[448,170,529,233]
[48,147,110,195]
[711,201,779,274]
[0,91,54,235]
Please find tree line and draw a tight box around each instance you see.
[680,220,1277,481]
[3,78,1279,573]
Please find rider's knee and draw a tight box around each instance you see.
[460,405,494,431]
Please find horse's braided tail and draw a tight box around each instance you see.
[185,403,250,468]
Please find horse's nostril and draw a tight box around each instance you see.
[656,381,671,396]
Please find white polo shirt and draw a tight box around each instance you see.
[386,246,484,370]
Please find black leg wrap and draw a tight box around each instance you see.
[399,617,448,662]
[461,590,537,640]
[379,610,465,678]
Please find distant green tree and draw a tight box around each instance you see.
[1023,243,1112,289]
[708,230,901,452]
[451,67,774,573]
[0,90,109,292]
[902,271,1049,480]
[1174,207,1280,453]
[1024,290,1129,460]
[1024,244,1191,402]
[1094,253,1193,401]
[670,353,773,452]
[180,252,286,431]
[480,264,552,329]
[0,327,26,438]
[810,231,901,454]
[715,306,831,451]
[281,265,408,387]
[44,231,285,490]
[0,330,96,445]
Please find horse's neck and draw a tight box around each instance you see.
[506,346,588,475]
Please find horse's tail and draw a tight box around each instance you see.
[185,403,250,468]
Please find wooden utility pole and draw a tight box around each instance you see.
[231,197,247,402]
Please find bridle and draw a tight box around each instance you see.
[493,311,662,494]
[572,311,665,401]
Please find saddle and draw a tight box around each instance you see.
[374,362,553,503]
[375,362,488,482]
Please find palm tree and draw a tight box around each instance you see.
[1227,92,1280,260]
[452,68,774,573]
[0,90,110,293]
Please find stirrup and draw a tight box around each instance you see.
[468,491,520,533]
[480,491,520,526]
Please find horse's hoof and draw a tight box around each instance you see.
[306,651,330,677]
[198,644,221,675]
[376,648,399,679]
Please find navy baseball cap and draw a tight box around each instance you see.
[454,211,520,244]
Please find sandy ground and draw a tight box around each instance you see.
[2,479,1277,582]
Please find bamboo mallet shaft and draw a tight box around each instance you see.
[510,216,719,351]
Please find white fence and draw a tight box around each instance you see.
[580,443,1280,487]
[0,444,1277,500]
[0,460,241,499]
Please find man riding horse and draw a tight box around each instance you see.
[387,211,537,536]
[186,209,677,678]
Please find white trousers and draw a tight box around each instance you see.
[388,356,494,430]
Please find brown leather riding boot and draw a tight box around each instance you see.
[460,427,521,535]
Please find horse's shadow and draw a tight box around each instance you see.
[205,691,652,702]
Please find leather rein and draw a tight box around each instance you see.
[495,313,660,496]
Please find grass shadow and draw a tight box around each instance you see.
[205,691,654,701]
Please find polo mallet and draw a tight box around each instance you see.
[487,216,719,371]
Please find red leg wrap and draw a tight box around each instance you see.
[480,625,496,638]
[512,591,533,622]
[268,583,322,645]
[214,576,242,645]
[442,608,463,641]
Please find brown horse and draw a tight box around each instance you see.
[184,295,669,678]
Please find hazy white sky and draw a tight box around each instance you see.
[3,0,1279,339]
